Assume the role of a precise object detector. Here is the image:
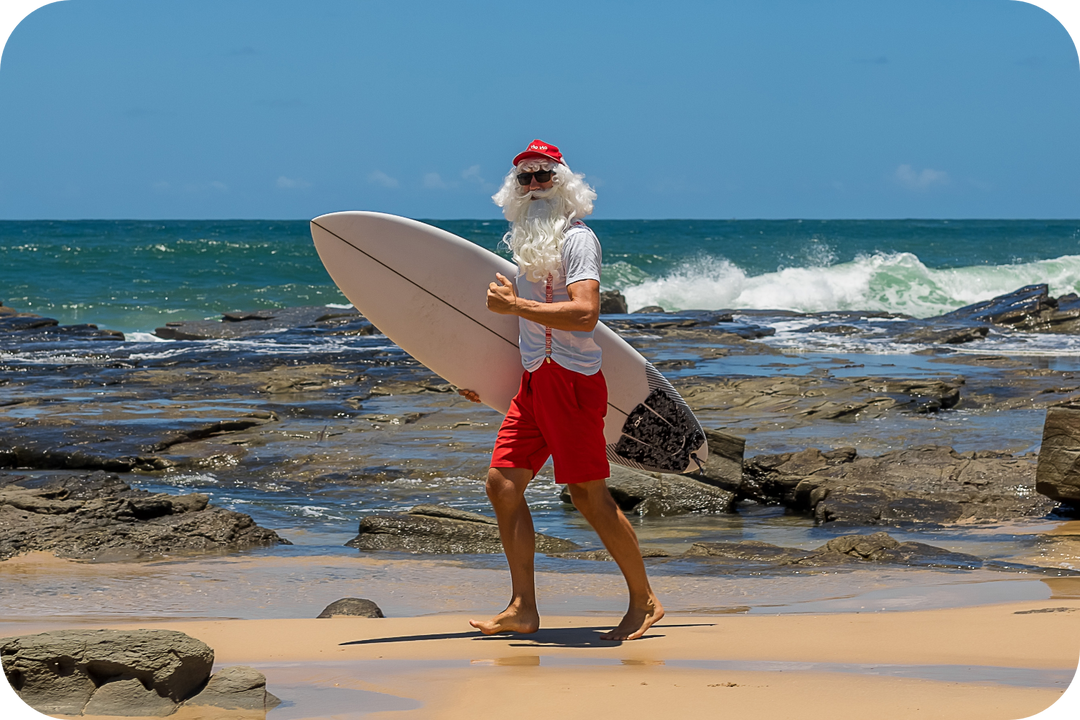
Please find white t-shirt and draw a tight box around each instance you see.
[515,222,603,375]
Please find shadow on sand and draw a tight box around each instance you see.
[339,623,714,649]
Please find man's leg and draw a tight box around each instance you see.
[567,479,664,641]
[469,466,540,634]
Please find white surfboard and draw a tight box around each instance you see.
[310,211,708,474]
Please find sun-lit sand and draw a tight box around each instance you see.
[4,571,1079,719]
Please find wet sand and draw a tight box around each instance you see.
[3,552,1080,719]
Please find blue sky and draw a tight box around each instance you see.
[0,0,1078,220]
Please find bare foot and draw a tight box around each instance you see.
[469,605,540,635]
[600,595,664,641]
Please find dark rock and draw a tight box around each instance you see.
[1043,293,1080,333]
[317,598,385,618]
[346,504,578,554]
[0,305,125,342]
[369,380,454,396]
[896,326,990,345]
[0,471,288,561]
[183,665,280,712]
[682,532,982,571]
[853,379,962,413]
[714,322,776,339]
[547,547,674,561]
[1036,404,1080,509]
[880,497,966,523]
[154,306,361,340]
[409,504,497,524]
[676,375,964,426]
[928,284,1080,335]
[150,412,278,452]
[687,428,745,493]
[937,284,1056,328]
[600,290,628,314]
[558,465,736,517]
[800,323,863,335]
[1,629,214,714]
[684,540,815,566]
[742,447,841,506]
[809,531,982,569]
[814,485,894,524]
[631,305,666,314]
[652,358,697,370]
[742,445,1053,525]
[0,316,59,332]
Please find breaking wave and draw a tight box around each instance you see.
[617,252,1080,319]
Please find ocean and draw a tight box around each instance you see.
[3,218,1080,595]
[4,219,1080,336]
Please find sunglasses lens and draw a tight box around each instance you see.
[516,170,553,185]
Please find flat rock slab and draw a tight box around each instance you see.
[559,465,737,517]
[347,504,578,554]
[741,445,1054,525]
[676,375,963,423]
[0,471,289,561]
[685,531,983,570]
[0,306,124,343]
[154,306,363,340]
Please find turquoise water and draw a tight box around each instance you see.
[3,218,1079,576]
[3,219,1080,334]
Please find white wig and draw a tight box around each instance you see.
[492,160,597,281]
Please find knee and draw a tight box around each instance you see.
[567,480,617,517]
[486,468,524,508]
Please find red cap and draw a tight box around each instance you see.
[512,139,565,166]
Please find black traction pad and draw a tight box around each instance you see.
[614,387,706,472]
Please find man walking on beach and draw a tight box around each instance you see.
[458,140,663,641]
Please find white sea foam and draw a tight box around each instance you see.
[125,332,170,343]
[620,252,1080,319]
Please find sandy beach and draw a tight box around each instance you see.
[6,603,1078,720]
[3,551,1079,720]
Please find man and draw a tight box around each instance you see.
[459,140,664,642]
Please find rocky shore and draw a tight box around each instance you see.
[1,629,279,716]
[2,284,1080,572]
[0,471,288,562]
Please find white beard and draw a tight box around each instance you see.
[504,191,569,282]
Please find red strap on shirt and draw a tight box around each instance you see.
[544,273,553,363]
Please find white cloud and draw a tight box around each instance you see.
[461,165,484,183]
[423,172,449,189]
[368,170,400,189]
[276,175,311,190]
[895,164,950,191]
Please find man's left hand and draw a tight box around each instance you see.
[486,273,518,315]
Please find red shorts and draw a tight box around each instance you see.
[491,361,610,484]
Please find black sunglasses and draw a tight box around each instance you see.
[516,169,554,185]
